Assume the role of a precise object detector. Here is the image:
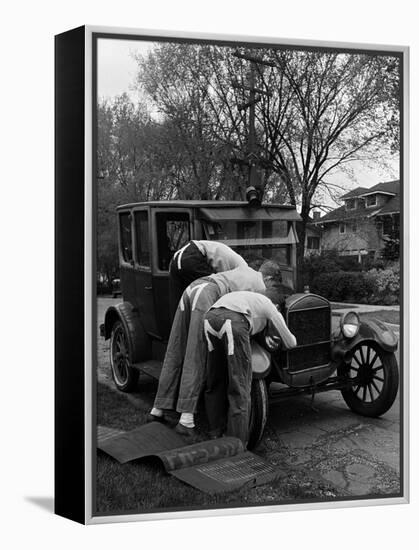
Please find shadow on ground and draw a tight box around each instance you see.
[25,496,54,514]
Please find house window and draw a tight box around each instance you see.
[351,222,358,233]
[365,195,377,207]
[307,236,320,249]
[346,198,356,210]
[339,223,346,234]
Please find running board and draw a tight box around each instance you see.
[133,360,162,380]
[268,376,351,405]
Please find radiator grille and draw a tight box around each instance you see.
[287,307,331,346]
[287,343,330,373]
[286,305,331,372]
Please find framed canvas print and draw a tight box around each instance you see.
[55,25,409,524]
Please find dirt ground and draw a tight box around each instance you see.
[96,296,401,501]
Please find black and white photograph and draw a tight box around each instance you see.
[92,31,405,518]
[4,0,419,545]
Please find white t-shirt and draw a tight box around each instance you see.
[209,266,266,295]
[193,240,247,272]
[210,291,297,349]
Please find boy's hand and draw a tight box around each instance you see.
[265,335,281,351]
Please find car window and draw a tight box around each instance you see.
[156,212,190,271]
[134,210,150,267]
[119,212,133,263]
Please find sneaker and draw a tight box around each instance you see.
[145,412,166,424]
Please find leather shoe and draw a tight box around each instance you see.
[146,412,166,424]
[175,423,199,440]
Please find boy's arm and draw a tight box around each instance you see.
[266,304,297,349]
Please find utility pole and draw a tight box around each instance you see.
[232,51,273,194]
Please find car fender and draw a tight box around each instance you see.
[251,340,272,379]
[103,302,151,362]
[332,317,398,361]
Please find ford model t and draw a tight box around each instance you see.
[101,198,399,449]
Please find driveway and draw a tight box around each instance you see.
[96,296,401,498]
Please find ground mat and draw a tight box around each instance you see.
[97,423,284,494]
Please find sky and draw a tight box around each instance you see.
[97,37,400,200]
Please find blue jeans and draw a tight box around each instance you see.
[204,308,252,446]
[153,278,221,413]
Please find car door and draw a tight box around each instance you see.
[152,209,192,339]
[133,209,159,337]
[118,211,137,304]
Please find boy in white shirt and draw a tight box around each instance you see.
[203,290,297,446]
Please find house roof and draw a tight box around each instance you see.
[314,203,380,224]
[360,180,399,197]
[315,180,400,224]
[374,194,400,216]
[340,187,369,200]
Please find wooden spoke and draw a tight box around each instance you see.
[371,379,381,394]
[353,354,363,368]
[368,383,375,402]
[362,386,367,402]
[359,347,366,365]
[373,374,384,383]
[369,353,379,369]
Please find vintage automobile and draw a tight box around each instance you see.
[101,196,399,449]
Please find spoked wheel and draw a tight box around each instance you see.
[248,378,269,450]
[339,341,399,417]
[110,320,139,392]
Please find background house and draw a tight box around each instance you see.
[312,180,400,263]
[304,215,322,255]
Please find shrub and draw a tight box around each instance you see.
[365,263,400,305]
[309,264,400,305]
[310,271,375,303]
[302,250,363,288]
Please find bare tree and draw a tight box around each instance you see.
[253,50,399,273]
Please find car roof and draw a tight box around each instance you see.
[116,200,297,211]
[116,200,301,221]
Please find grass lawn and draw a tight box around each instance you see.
[358,310,400,325]
[95,382,342,516]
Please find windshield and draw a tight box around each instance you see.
[202,219,296,285]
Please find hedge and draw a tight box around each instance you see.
[309,264,399,305]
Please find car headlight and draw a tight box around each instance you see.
[341,311,360,339]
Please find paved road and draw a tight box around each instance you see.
[96,296,401,498]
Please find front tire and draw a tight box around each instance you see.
[248,378,269,449]
[339,341,399,417]
[110,320,139,392]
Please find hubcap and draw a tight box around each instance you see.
[348,344,385,404]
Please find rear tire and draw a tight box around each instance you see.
[248,378,269,449]
[110,320,139,392]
